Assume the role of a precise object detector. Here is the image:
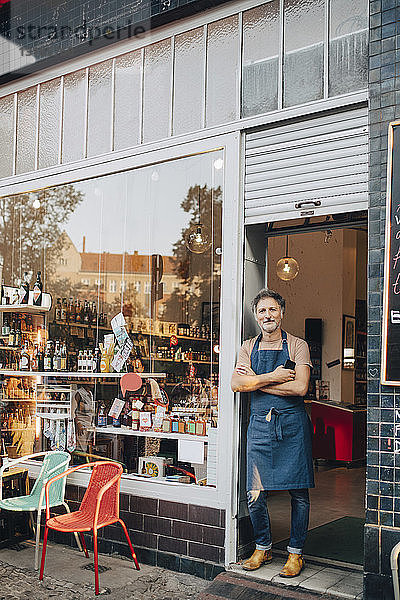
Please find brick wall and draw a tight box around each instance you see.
[366,0,400,597]
[61,485,225,580]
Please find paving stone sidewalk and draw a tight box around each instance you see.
[0,542,209,599]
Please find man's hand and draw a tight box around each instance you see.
[270,365,295,384]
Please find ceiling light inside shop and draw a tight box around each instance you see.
[31,193,41,209]
[213,158,223,170]
[185,188,211,254]
[151,170,159,181]
[276,236,299,281]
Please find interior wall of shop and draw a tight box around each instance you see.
[267,229,367,404]
[366,1,400,598]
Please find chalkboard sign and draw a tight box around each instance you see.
[382,122,400,385]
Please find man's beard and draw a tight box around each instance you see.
[261,320,280,333]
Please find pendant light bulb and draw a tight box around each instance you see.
[185,188,211,254]
[276,236,299,281]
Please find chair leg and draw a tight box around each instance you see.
[79,532,89,559]
[39,525,49,581]
[62,502,83,553]
[34,509,41,571]
[93,529,99,596]
[118,519,140,570]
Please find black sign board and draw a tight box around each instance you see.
[0,0,231,85]
[382,122,400,384]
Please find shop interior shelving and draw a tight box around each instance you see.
[0,305,50,314]
[0,370,165,378]
[95,426,208,442]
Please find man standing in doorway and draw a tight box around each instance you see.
[231,288,314,577]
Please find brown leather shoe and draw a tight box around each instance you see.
[279,553,305,577]
[242,549,272,571]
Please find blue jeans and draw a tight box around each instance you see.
[247,488,310,554]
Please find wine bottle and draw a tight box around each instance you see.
[32,271,43,306]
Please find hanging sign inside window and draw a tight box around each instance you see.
[382,121,400,385]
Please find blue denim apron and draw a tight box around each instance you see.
[247,331,314,491]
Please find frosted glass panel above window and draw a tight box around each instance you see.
[143,39,172,144]
[38,78,61,170]
[16,87,37,175]
[0,95,14,178]
[283,0,324,108]
[206,15,239,127]
[173,28,205,135]
[62,70,86,164]
[329,0,368,96]
[242,1,279,117]
[87,60,113,158]
[114,51,142,150]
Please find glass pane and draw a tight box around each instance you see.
[206,15,239,127]
[38,78,61,170]
[87,60,113,158]
[62,70,86,164]
[0,95,14,178]
[114,51,142,151]
[283,0,324,108]
[242,1,279,117]
[0,150,223,485]
[329,0,368,96]
[16,87,37,175]
[143,39,172,144]
[173,28,205,135]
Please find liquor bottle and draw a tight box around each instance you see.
[44,342,52,371]
[60,343,67,371]
[87,349,93,372]
[80,302,85,325]
[75,300,81,323]
[32,271,43,306]
[82,350,88,372]
[68,298,75,322]
[97,403,107,428]
[20,342,30,371]
[77,350,83,372]
[2,315,10,337]
[32,343,38,371]
[27,314,33,332]
[55,298,62,321]
[91,302,97,326]
[19,272,29,304]
[14,319,21,347]
[0,279,4,305]
[84,301,90,324]
[37,344,44,371]
[60,298,67,322]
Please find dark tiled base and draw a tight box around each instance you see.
[52,534,224,581]
[364,572,394,600]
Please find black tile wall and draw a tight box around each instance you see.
[64,487,226,578]
[367,0,400,597]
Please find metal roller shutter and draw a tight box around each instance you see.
[244,106,368,225]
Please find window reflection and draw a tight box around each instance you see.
[0,149,223,487]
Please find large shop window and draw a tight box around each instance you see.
[0,149,223,488]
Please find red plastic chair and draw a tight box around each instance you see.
[39,461,140,595]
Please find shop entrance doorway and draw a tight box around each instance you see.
[237,211,367,569]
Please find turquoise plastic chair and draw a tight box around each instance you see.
[0,451,82,569]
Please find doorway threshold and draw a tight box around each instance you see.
[228,556,363,599]
[272,547,363,572]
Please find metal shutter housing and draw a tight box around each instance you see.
[244,106,368,225]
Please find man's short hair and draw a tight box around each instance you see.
[251,288,286,315]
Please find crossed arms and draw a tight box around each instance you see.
[230,363,310,397]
